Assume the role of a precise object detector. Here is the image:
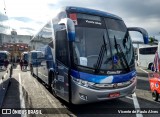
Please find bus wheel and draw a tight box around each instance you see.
[51,73,57,97]
[51,82,57,98]
[152,91,159,101]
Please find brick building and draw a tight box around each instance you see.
[0,33,32,62]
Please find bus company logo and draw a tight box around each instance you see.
[107,71,121,74]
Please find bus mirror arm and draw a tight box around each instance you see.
[128,27,149,44]
[58,18,75,42]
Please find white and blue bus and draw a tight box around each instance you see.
[28,50,43,74]
[29,6,148,104]
[21,52,29,62]
[0,51,10,69]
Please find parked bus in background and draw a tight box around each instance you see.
[0,51,10,69]
[21,52,29,62]
[137,45,157,69]
[29,50,43,76]
[29,6,148,104]
[21,52,29,70]
[30,45,54,82]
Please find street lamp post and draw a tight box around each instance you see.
[11,29,17,65]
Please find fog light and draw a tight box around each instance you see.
[79,93,88,101]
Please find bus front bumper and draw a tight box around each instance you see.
[71,77,137,104]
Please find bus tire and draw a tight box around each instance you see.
[48,72,53,90]
[148,63,153,70]
[152,91,159,101]
[50,72,57,97]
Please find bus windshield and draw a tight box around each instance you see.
[73,14,134,72]
[106,18,134,70]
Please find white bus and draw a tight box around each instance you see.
[21,52,29,61]
[137,45,157,69]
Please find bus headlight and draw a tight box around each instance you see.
[72,77,136,89]
[72,77,95,88]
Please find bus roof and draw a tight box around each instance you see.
[30,6,123,42]
[0,51,10,54]
[22,52,28,53]
[65,6,122,20]
[30,50,42,53]
[22,52,28,54]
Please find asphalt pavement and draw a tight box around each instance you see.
[0,65,11,108]
[0,65,159,117]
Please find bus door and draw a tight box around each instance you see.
[55,29,70,102]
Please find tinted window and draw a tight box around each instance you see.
[56,29,69,66]
[139,47,157,55]
[105,18,134,69]
[48,41,54,48]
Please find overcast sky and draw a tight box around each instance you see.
[0,0,160,41]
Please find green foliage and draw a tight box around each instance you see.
[149,36,158,44]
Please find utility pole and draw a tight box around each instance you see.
[11,29,17,63]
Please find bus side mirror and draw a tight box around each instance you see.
[58,18,75,41]
[128,27,149,44]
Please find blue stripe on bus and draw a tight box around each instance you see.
[68,32,75,41]
[71,70,136,83]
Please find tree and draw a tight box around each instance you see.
[149,36,158,44]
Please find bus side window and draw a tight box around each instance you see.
[56,29,69,66]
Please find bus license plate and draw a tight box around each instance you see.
[109,92,120,98]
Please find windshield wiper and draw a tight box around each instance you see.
[114,36,130,72]
[122,31,129,48]
[95,35,107,73]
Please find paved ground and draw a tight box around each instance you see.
[0,65,160,117]
[0,65,11,108]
